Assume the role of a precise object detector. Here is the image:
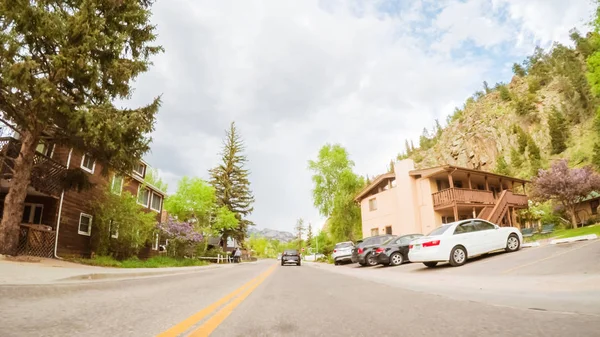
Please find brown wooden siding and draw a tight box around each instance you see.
[0,194,59,228]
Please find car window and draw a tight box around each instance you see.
[474,220,495,231]
[335,242,353,248]
[284,250,298,255]
[454,222,476,234]
[427,225,451,236]
[397,237,412,245]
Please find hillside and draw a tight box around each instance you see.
[247,227,296,242]
[403,35,600,179]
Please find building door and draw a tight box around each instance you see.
[385,226,392,235]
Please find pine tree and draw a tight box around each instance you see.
[510,148,524,168]
[483,81,491,94]
[593,142,600,169]
[295,218,305,251]
[512,63,527,77]
[548,108,568,154]
[306,222,313,248]
[410,140,416,152]
[494,156,511,176]
[405,139,411,155]
[210,122,255,245]
[0,0,162,255]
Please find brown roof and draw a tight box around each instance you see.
[354,172,395,202]
[409,165,529,184]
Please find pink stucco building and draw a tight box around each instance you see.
[355,159,529,238]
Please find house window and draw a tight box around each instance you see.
[477,184,485,190]
[152,233,159,250]
[133,162,146,177]
[36,142,54,158]
[385,226,392,235]
[369,198,377,211]
[111,175,124,195]
[454,180,463,188]
[370,228,379,236]
[137,186,150,207]
[22,204,43,224]
[80,154,95,173]
[110,221,119,239]
[150,192,162,212]
[78,213,93,236]
[591,200,599,215]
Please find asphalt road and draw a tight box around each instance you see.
[1,244,600,337]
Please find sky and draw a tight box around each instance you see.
[124,0,596,234]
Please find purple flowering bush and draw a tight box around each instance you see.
[157,218,203,257]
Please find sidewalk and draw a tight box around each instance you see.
[0,256,233,285]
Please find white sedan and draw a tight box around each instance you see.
[408,219,522,267]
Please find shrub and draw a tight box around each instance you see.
[528,77,541,93]
[498,85,512,102]
[157,219,203,258]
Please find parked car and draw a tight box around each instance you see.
[374,233,423,266]
[352,234,395,266]
[408,219,522,268]
[281,249,301,266]
[332,241,354,265]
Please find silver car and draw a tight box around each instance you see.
[332,241,354,265]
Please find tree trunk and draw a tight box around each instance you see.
[0,130,39,255]
[569,207,578,229]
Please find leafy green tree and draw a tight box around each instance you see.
[210,122,255,245]
[548,108,568,154]
[308,144,364,242]
[91,189,157,260]
[498,85,512,102]
[512,63,526,77]
[0,0,162,255]
[494,156,511,176]
[145,167,168,192]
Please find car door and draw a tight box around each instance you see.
[452,221,481,256]
[396,236,413,257]
[473,220,497,253]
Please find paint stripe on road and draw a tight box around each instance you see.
[156,264,276,337]
[189,264,277,337]
[501,240,599,275]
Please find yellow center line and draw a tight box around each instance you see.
[156,264,277,337]
[188,265,277,337]
[501,240,599,274]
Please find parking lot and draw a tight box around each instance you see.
[309,239,600,315]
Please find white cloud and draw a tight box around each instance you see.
[130,0,595,233]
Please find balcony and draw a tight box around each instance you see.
[432,188,495,209]
[0,137,67,197]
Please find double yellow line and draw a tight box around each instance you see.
[157,264,277,337]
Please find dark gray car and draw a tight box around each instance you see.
[351,235,395,266]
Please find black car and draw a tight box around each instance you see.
[351,235,395,266]
[373,234,423,266]
[281,249,301,266]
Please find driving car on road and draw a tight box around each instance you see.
[408,219,522,268]
[281,249,301,266]
[374,233,423,266]
[332,241,354,265]
[352,234,395,266]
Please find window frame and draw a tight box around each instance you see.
[111,175,124,195]
[150,192,163,212]
[137,186,151,207]
[78,213,93,236]
[133,162,146,177]
[80,154,96,174]
[474,220,495,231]
[368,198,377,211]
[370,228,379,236]
[22,203,44,224]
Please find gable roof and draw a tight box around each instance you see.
[354,172,395,202]
[409,165,529,184]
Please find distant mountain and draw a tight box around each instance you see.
[247,227,296,242]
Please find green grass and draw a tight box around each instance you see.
[72,255,210,268]
[524,224,600,242]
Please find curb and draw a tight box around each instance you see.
[522,242,540,248]
[550,234,598,245]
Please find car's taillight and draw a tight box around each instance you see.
[357,248,363,254]
[375,247,384,253]
[333,249,337,253]
[409,245,413,249]
[422,240,440,247]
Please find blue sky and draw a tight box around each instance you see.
[126,0,596,233]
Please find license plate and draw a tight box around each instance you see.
[413,244,421,250]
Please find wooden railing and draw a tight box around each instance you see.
[507,193,528,207]
[432,188,495,208]
[0,137,67,197]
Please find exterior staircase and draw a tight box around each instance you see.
[478,190,527,225]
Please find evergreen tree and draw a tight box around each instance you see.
[0,0,162,255]
[295,218,305,251]
[405,139,411,155]
[510,148,524,168]
[410,140,416,152]
[494,156,511,176]
[548,108,568,154]
[593,143,600,169]
[388,160,395,173]
[483,81,491,94]
[210,122,255,245]
[512,63,527,77]
[306,222,313,248]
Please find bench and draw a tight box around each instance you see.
[521,227,535,238]
[540,224,555,235]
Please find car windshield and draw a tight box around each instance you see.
[427,225,452,236]
[382,237,396,245]
[284,250,298,255]
[335,242,353,248]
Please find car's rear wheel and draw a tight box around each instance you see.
[366,253,378,266]
[389,252,404,266]
[334,260,339,265]
[505,234,520,252]
[449,246,467,267]
[423,262,438,268]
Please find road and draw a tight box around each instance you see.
[1,246,600,337]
